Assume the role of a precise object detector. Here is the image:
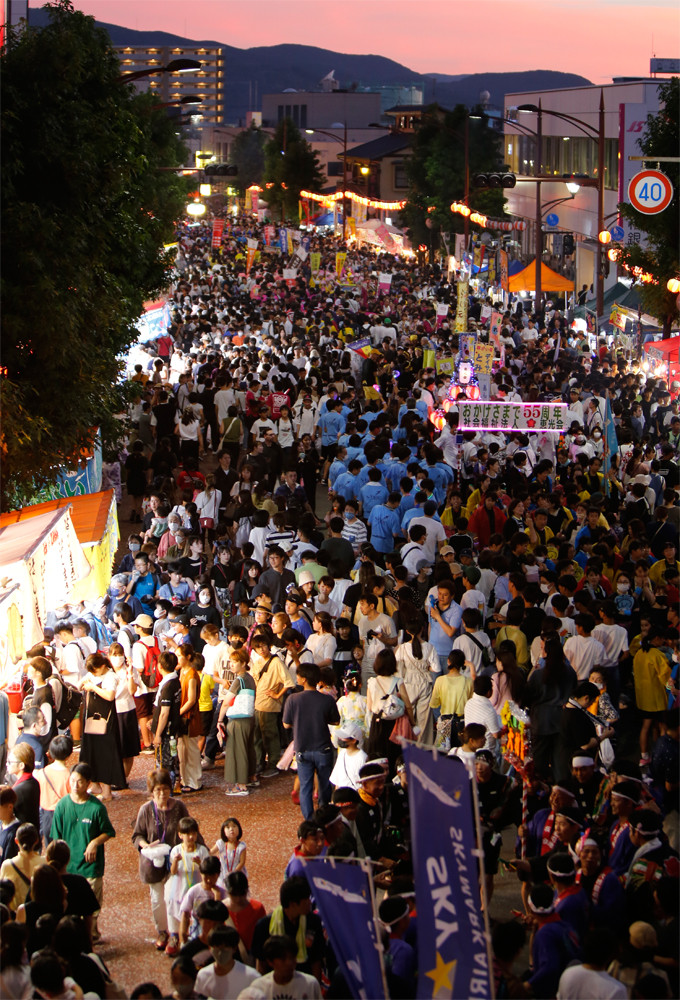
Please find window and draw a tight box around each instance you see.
[327,162,343,177]
[393,161,408,189]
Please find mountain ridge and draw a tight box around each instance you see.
[28,7,593,124]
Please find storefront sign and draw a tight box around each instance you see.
[457,401,567,432]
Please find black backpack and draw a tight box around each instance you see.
[56,677,82,728]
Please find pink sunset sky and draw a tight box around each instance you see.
[31,0,680,84]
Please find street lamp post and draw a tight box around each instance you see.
[117,58,202,84]
[305,124,347,242]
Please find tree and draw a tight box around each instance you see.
[618,78,679,336]
[402,105,507,256]
[262,118,323,219]
[1,1,189,509]
[231,125,266,192]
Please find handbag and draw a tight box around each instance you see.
[389,713,415,745]
[84,694,111,735]
[84,712,110,735]
[199,517,215,530]
[226,676,255,719]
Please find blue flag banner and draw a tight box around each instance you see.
[404,744,492,1000]
[301,858,386,1000]
[279,228,287,254]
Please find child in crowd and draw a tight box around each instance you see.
[330,722,367,790]
[165,816,210,956]
[211,817,247,881]
[333,672,368,744]
[178,856,227,946]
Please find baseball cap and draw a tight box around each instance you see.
[440,546,455,557]
[336,722,364,744]
[132,614,154,629]
[464,566,482,585]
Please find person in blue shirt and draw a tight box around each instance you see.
[328,447,348,489]
[333,460,363,502]
[354,447,385,493]
[401,491,428,535]
[316,400,346,482]
[398,477,417,519]
[368,493,402,556]
[427,579,463,673]
[360,469,389,520]
[345,434,365,465]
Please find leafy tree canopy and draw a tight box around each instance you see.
[230,125,266,192]
[1,0,188,508]
[402,105,506,251]
[262,118,324,219]
[618,78,679,336]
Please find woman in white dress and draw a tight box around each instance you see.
[394,617,439,744]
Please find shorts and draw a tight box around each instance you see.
[640,708,666,720]
[134,693,154,720]
[200,707,214,737]
[320,444,336,461]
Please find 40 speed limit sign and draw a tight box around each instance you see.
[628,169,674,215]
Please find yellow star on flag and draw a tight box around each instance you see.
[425,952,457,996]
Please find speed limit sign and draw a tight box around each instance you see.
[628,169,674,214]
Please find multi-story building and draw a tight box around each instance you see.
[261,91,381,130]
[503,78,662,297]
[115,44,225,126]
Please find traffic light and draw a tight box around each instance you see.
[563,233,574,255]
[203,163,238,177]
[473,172,516,189]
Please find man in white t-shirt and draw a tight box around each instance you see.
[408,501,447,564]
[452,608,492,677]
[556,926,627,999]
[245,933,322,1000]
[463,676,502,756]
[460,567,487,622]
[563,614,606,680]
[357,594,397,683]
[195,925,259,999]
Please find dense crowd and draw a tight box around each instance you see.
[0,217,679,999]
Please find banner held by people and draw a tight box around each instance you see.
[302,857,387,1000]
[404,743,493,1000]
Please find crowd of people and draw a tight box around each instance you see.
[1,215,679,999]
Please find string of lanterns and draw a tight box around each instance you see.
[299,189,407,212]
[450,202,525,232]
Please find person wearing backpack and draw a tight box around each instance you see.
[54,624,89,744]
[131,615,162,755]
[452,608,493,679]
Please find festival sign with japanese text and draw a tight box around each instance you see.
[211,219,224,248]
[454,280,469,332]
[499,249,509,291]
[474,343,494,375]
[457,401,567,432]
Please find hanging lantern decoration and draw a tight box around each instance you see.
[430,410,446,431]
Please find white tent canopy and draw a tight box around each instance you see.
[0,506,90,655]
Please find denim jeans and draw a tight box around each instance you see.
[296,748,334,820]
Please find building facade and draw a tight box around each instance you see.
[261,91,382,130]
[116,44,225,126]
[503,80,661,298]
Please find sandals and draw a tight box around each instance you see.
[155,930,169,951]
[165,933,180,957]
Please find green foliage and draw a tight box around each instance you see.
[1,0,189,509]
[231,125,266,191]
[618,78,680,335]
[263,118,324,219]
[402,105,506,251]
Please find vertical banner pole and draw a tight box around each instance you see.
[465,759,496,999]
[362,858,391,1000]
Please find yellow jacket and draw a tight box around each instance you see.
[633,647,671,713]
